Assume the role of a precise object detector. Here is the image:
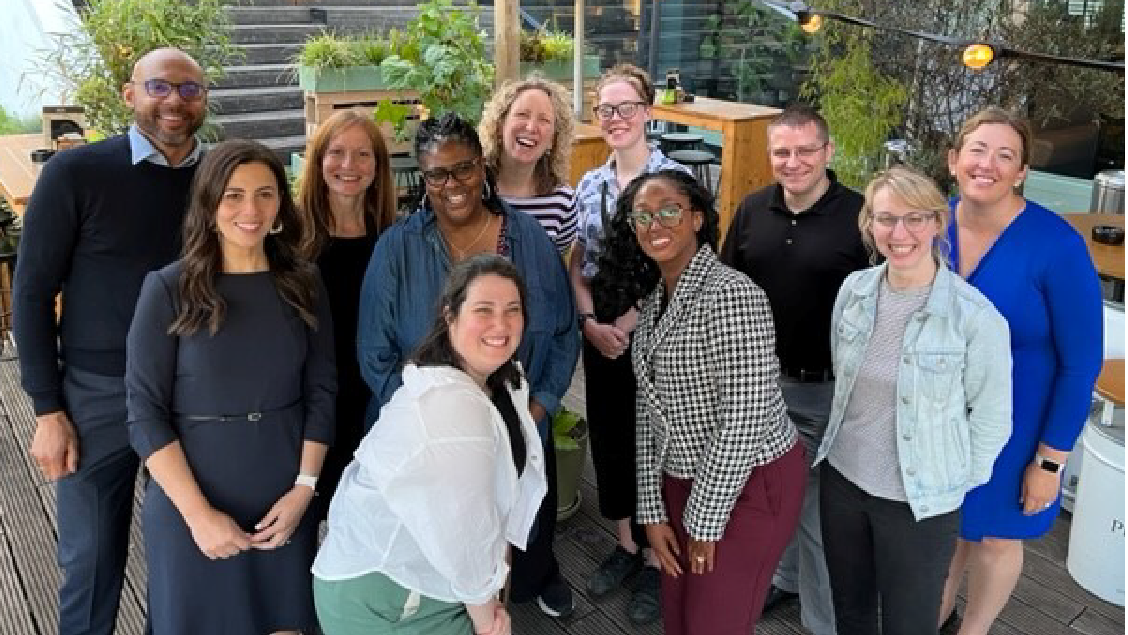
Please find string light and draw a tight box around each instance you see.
[962,43,995,70]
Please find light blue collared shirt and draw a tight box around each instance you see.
[128,124,203,168]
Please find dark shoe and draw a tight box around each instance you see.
[627,565,662,625]
[535,573,575,619]
[762,584,799,614]
[939,608,961,634]
[587,545,643,597]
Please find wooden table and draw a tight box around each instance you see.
[650,98,781,237]
[1062,213,1125,281]
[1096,358,1124,406]
[569,122,609,188]
[0,134,44,216]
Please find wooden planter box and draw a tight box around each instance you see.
[298,65,420,154]
[524,54,601,121]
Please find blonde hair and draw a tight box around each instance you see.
[952,106,1033,166]
[594,63,655,107]
[478,74,574,195]
[298,108,396,259]
[859,165,952,265]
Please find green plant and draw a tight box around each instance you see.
[355,34,391,67]
[27,0,239,137]
[298,31,359,69]
[376,0,494,129]
[0,106,41,135]
[552,408,587,451]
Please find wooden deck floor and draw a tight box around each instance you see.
[0,343,1123,634]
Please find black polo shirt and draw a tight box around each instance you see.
[720,171,869,376]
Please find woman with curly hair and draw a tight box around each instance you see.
[593,169,804,635]
[125,139,335,634]
[479,74,576,254]
[297,108,397,517]
[570,62,690,625]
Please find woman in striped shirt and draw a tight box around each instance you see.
[479,75,577,254]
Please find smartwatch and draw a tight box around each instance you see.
[577,312,595,328]
[1035,454,1063,474]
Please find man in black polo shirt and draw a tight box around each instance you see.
[13,48,206,635]
[720,105,868,635]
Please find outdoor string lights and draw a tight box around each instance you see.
[764,0,1125,75]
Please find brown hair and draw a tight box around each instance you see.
[859,165,951,265]
[478,74,574,196]
[768,103,830,144]
[952,106,1033,166]
[298,108,396,259]
[594,63,655,106]
[172,139,319,336]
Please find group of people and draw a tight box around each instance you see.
[11,43,1104,635]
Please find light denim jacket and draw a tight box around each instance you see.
[814,262,1013,520]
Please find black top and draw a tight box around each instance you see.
[719,171,868,375]
[12,135,196,414]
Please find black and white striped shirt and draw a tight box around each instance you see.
[502,185,577,254]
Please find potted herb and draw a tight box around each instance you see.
[297,31,403,92]
[520,29,600,81]
[552,408,589,522]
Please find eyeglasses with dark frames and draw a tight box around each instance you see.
[593,101,648,121]
[133,78,207,102]
[421,159,481,187]
[630,204,686,231]
[873,211,937,232]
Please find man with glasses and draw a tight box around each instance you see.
[719,104,868,635]
[13,48,206,635]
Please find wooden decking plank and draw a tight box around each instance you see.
[0,517,41,635]
[1069,605,1126,635]
[1007,572,1087,625]
[1023,544,1125,626]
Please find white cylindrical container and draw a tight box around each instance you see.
[1067,421,1125,606]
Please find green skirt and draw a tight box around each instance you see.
[313,571,474,635]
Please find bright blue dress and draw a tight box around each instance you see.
[948,199,1103,540]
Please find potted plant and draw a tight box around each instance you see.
[520,29,601,81]
[296,31,407,92]
[552,407,589,522]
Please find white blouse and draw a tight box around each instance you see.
[312,364,547,604]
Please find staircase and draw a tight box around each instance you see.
[211,0,642,159]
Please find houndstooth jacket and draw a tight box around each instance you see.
[633,245,797,541]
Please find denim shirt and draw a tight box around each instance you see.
[814,262,1013,520]
[357,201,580,431]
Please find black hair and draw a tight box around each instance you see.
[413,112,506,215]
[591,170,719,320]
[409,254,530,471]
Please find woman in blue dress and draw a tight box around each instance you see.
[937,107,1103,635]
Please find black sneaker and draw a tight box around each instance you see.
[628,565,662,625]
[535,573,575,619]
[587,546,643,597]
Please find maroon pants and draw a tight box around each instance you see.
[660,442,806,635]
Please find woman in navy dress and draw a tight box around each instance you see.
[126,140,335,634]
[937,107,1103,635]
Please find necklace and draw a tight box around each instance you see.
[443,213,495,261]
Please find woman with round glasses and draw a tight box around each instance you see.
[937,108,1103,635]
[297,109,397,517]
[570,63,690,624]
[593,169,804,634]
[480,75,577,255]
[812,166,1012,635]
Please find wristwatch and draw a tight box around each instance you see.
[1035,454,1063,474]
[577,312,596,328]
[295,473,319,490]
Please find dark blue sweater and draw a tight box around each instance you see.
[13,135,196,414]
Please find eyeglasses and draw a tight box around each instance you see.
[593,101,647,121]
[134,79,207,102]
[873,212,936,232]
[421,159,480,187]
[630,204,685,230]
[770,142,828,161]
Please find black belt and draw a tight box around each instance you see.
[177,401,301,423]
[780,367,834,383]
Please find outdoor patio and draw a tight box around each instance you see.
[0,338,1122,635]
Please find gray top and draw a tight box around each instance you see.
[828,277,930,501]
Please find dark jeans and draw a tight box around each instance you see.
[57,367,140,635]
[509,427,562,602]
[819,464,959,635]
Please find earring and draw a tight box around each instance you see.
[269,221,283,235]
[482,179,493,202]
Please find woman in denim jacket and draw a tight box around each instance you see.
[812,166,1012,635]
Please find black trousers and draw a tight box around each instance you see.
[819,464,959,635]
[509,418,562,602]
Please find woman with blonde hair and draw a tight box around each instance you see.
[479,74,577,254]
[478,75,578,616]
[815,166,1012,635]
[938,107,1103,635]
[298,108,397,514]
